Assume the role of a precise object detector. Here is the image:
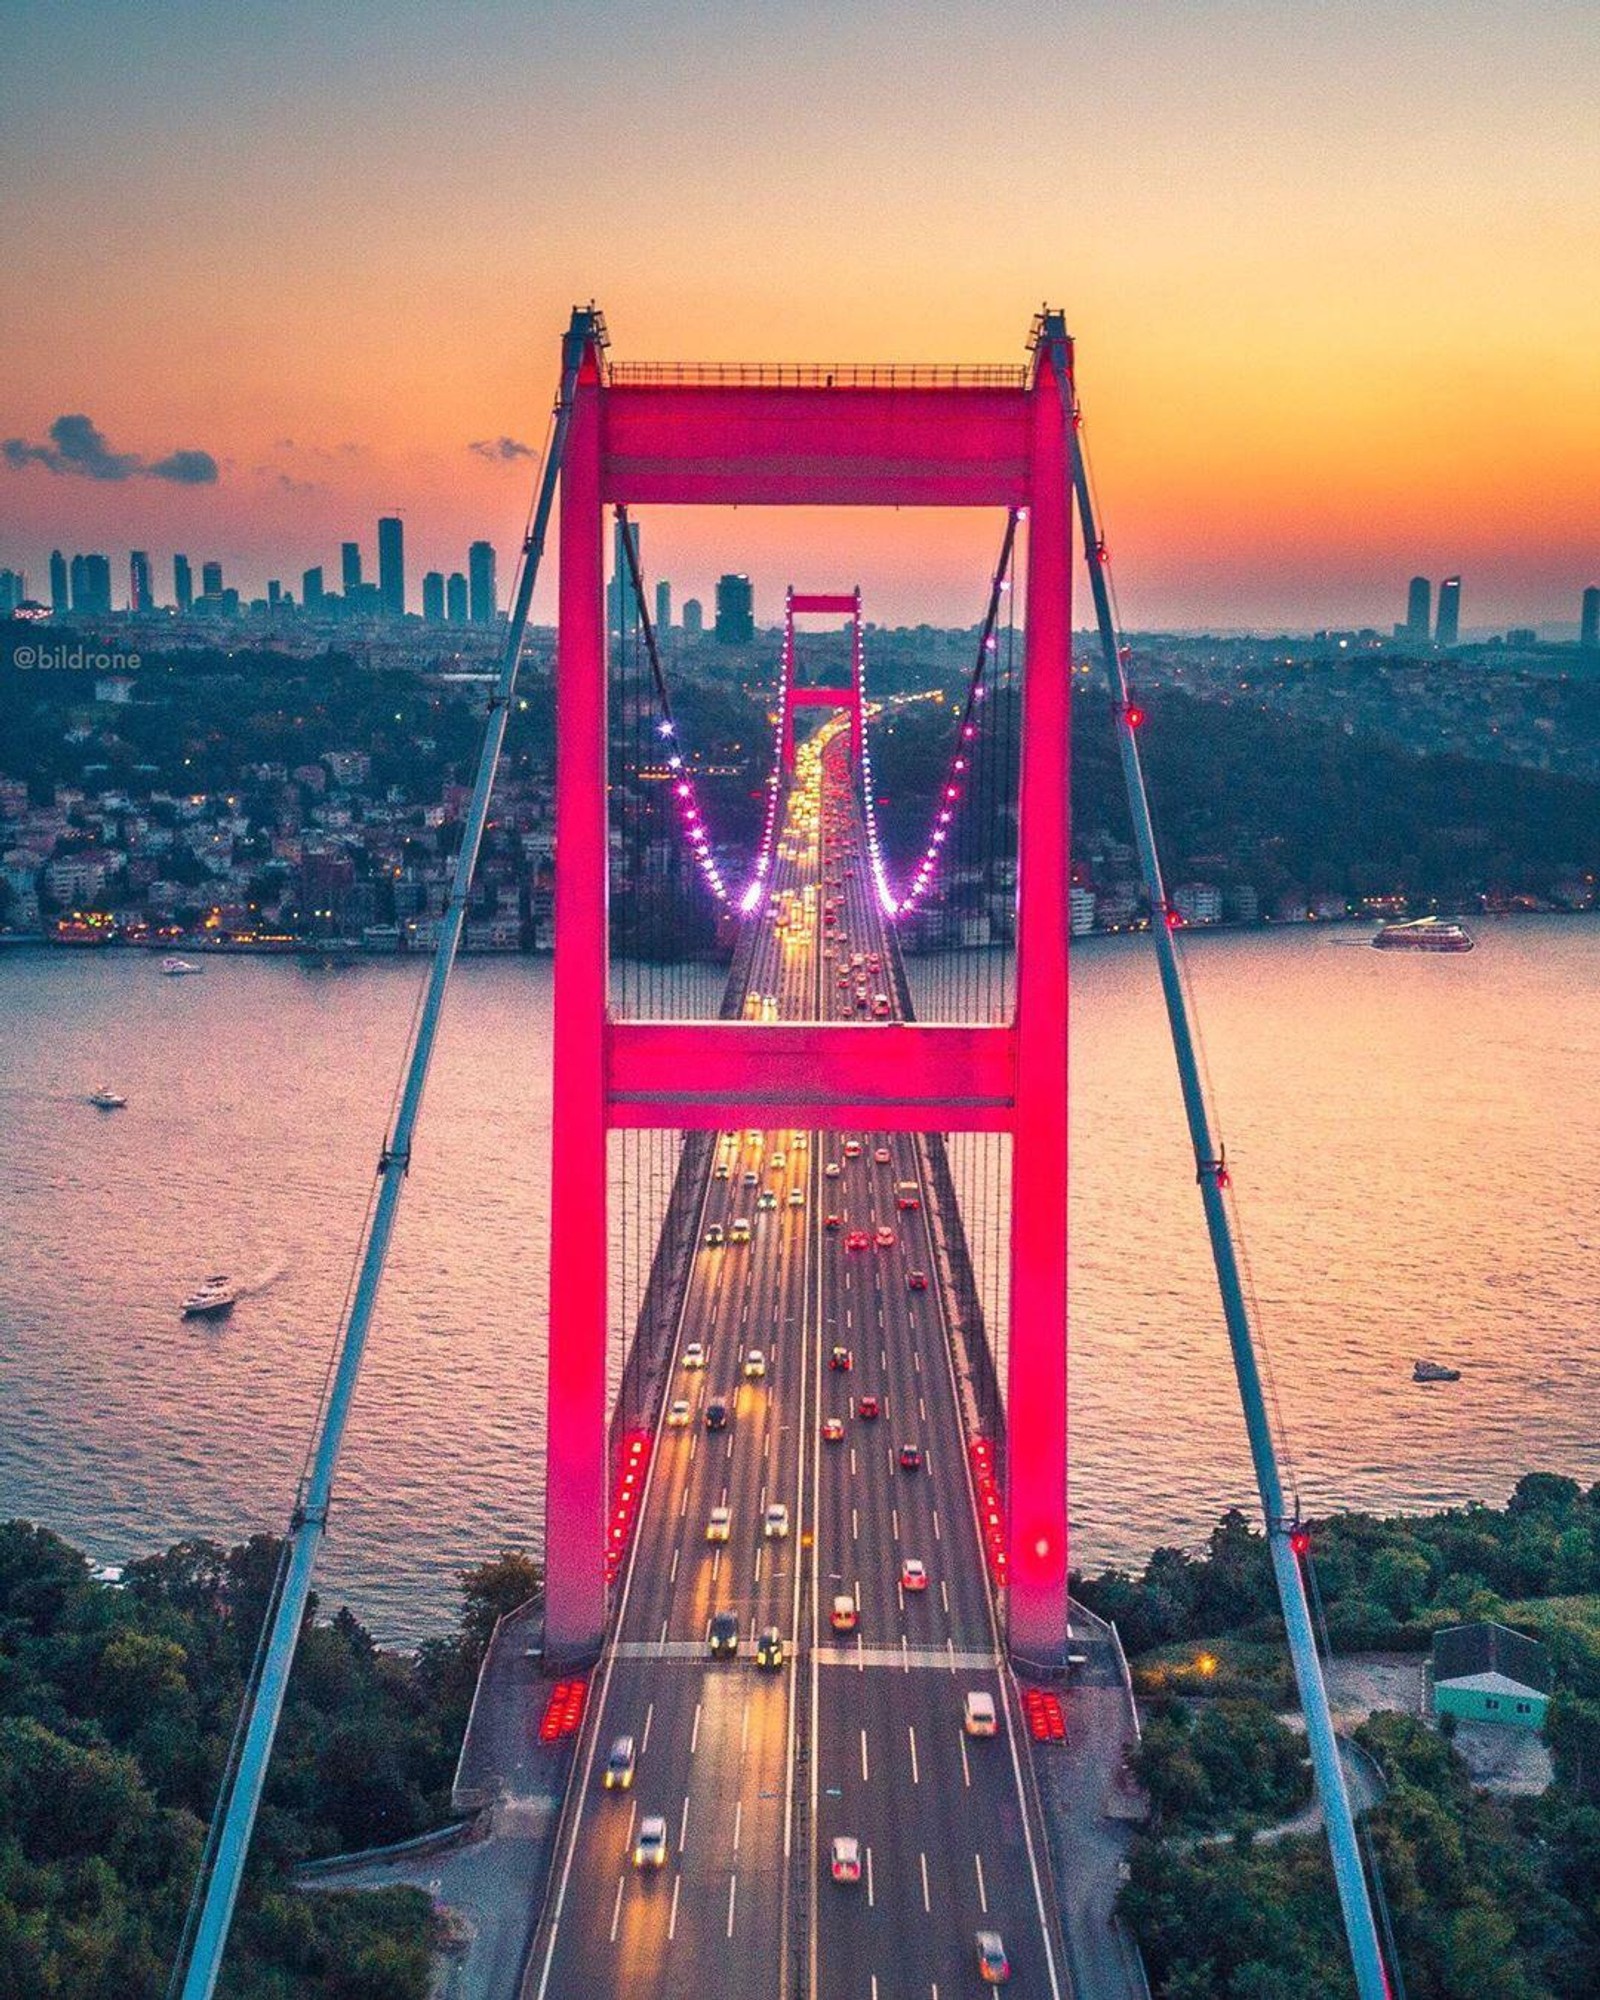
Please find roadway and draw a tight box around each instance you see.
[526,717,1066,1999]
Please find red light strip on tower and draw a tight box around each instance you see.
[603,1430,653,1584]
[968,1436,1008,1584]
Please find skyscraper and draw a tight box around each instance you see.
[201,560,223,598]
[715,572,754,644]
[446,571,469,624]
[49,549,68,615]
[655,579,672,633]
[302,566,325,611]
[341,542,362,597]
[468,541,497,625]
[682,597,704,637]
[0,571,24,616]
[174,554,194,613]
[609,516,641,639]
[1436,576,1461,648]
[130,550,153,613]
[422,571,445,623]
[1405,575,1430,643]
[70,553,111,616]
[1581,586,1599,654]
[378,515,405,620]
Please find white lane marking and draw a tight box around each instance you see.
[901,1632,910,1672]
[919,1396,927,1422]
[919,1850,931,1913]
[891,1506,900,1542]
[668,1869,682,1939]
[755,1547,764,1584]
[679,1793,691,1853]
[975,1850,989,1913]
[711,1550,721,1582]
[851,1506,859,1543]
[680,1488,689,1517]
[850,1446,858,1478]
[669,1546,679,1585]
[940,1580,950,1614]
[641,1701,654,1755]
[741,1698,750,1757]
[932,1509,941,1542]
[867,1847,876,1909]
[908,1724,920,1785]
[727,1871,738,1938]
[659,1617,669,1644]
[913,1351,921,1374]
[733,1799,743,1853]
[860,1727,870,1782]
[609,1873,625,1942]
[690,1703,702,1755]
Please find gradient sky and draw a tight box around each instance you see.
[2,0,1597,631]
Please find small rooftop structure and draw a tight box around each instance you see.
[1431,1621,1551,1730]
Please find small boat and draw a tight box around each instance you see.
[88,1086,127,1109]
[1413,1359,1462,1383]
[182,1275,238,1318]
[1373,919,1474,953]
[162,956,203,976]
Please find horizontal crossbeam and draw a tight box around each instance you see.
[790,592,858,614]
[606,1021,1015,1131]
[600,386,1032,508]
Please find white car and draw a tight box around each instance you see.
[787,1187,805,1207]
[824,1161,842,1179]
[743,1348,767,1379]
[633,1815,669,1869]
[706,1506,732,1544]
[830,1834,862,1883]
[683,1342,707,1370]
[763,1502,790,1540]
[900,1557,928,1592]
[666,1398,691,1428]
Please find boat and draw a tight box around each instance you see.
[1372,918,1474,953]
[1413,1359,1462,1383]
[88,1086,127,1109]
[161,956,203,975]
[182,1275,238,1318]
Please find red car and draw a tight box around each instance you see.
[857,1394,881,1420]
[899,1443,923,1472]
[874,1226,895,1249]
[825,1213,844,1232]
[907,1270,928,1291]
[844,1229,870,1252]
[829,1344,854,1372]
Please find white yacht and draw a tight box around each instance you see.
[182,1275,238,1318]
[162,956,203,976]
[88,1086,127,1109]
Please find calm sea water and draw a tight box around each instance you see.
[2,922,1597,1642]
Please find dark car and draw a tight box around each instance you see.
[704,1397,730,1432]
[755,1625,785,1670]
[708,1610,740,1658]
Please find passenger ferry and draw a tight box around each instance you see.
[1372,918,1474,953]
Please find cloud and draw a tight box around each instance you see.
[470,435,536,462]
[2,413,219,485]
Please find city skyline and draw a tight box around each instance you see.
[2,3,1597,630]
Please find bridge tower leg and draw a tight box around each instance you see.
[1006,316,1073,1664]
[544,321,610,1659]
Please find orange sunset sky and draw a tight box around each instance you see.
[2,0,1597,631]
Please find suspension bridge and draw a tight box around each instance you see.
[169,309,1399,2000]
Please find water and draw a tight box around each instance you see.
[1,922,1597,1642]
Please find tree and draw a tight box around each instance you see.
[457,1549,540,1656]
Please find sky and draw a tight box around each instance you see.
[1,0,1597,632]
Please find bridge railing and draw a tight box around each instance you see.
[607,360,1030,389]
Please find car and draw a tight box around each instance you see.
[822,1416,846,1443]
[844,1229,870,1252]
[843,1139,862,1158]
[633,1814,669,1868]
[829,1344,853,1372]
[901,1557,928,1592]
[743,1348,766,1379]
[755,1625,785,1670]
[746,1128,761,1143]
[898,1442,923,1472]
[830,1593,858,1632]
[763,1502,790,1539]
[976,1930,1011,1983]
[824,1213,844,1234]
[824,1161,842,1179]
[769,1150,787,1170]
[787,1187,805,1207]
[602,1734,637,1789]
[729,1219,752,1244]
[666,1398,691,1428]
[791,1132,808,1148]
[857,1393,880,1420]
[705,1398,730,1431]
[708,1610,740,1657]
[873,1145,892,1164]
[830,1834,862,1883]
[742,1168,760,1186]
[683,1342,707,1370]
[704,1222,725,1247]
[706,1505,732,1542]
[907,1269,928,1291]
[713,1161,730,1180]
[874,1225,896,1249]
[895,1181,921,1210]
[757,1189,778,1211]
[963,1690,999,1737]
